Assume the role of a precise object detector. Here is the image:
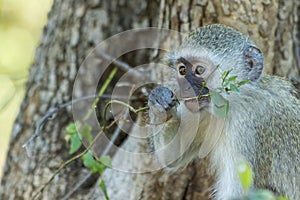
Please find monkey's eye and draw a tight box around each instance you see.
[178,65,186,75]
[195,65,206,75]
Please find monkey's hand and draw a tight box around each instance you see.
[148,86,177,124]
[148,86,176,111]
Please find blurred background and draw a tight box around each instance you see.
[0,0,53,178]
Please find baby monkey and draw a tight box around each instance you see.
[148,24,300,200]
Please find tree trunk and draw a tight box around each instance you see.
[1,0,299,199]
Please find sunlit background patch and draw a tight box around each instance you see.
[0,0,53,178]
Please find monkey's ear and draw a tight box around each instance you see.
[243,45,264,81]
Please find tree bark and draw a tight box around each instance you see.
[1,0,299,200]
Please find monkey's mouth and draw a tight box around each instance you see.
[184,97,210,112]
[180,85,210,112]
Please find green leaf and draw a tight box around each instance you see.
[221,69,232,81]
[69,134,82,154]
[211,91,229,118]
[82,152,97,173]
[96,160,108,174]
[214,100,229,118]
[82,152,109,174]
[223,80,229,87]
[237,160,253,192]
[237,79,250,86]
[224,100,229,116]
[248,190,276,200]
[80,124,93,143]
[99,156,112,168]
[66,123,77,135]
[277,196,289,200]
[227,75,237,82]
[230,84,240,93]
[95,162,106,174]
[99,179,110,200]
[211,91,226,107]
[224,75,237,87]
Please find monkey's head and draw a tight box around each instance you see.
[168,24,264,112]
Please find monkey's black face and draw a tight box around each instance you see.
[176,57,210,112]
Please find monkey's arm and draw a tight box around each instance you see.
[148,86,184,168]
[148,86,208,170]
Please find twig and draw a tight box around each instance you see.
[182,94,210,101]
[22,107,58,156]
[29,50,145,198]
[205,64,220,82]
[22,94,135,154]
[102,100,147,129]
[94,49,143,78]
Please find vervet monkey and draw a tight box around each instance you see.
[148,24,300,200]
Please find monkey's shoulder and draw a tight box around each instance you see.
[258,74,300,101]
[254,74,300,128]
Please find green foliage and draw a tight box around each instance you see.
[246,190,276,200]
[81,124,93,143]
[221,69,233,83]
[211,91,229,118]
[99,179,110,200]
[99,155,113,168]
[277,197,289,200]
[82,152,109,174]
[237,160,253,192]
[235,160,289,200]
[69,134,81,154]
[65,122,95,154]
[220,69,250,94]
[237,80,251,86]
[65,122,111,199]
[65,122,82,154]
[211,69,250,118]
[66,122,78,135]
